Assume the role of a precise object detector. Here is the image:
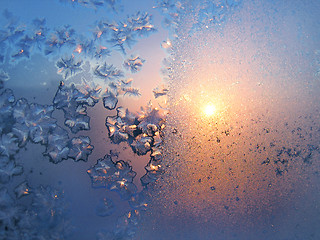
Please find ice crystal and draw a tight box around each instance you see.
[56,56,83,79]
[53,81,98,133]
[96,197,115,217]
[102,91,117,110]
[0,159,23,184]
[13,99,57,145]
[123,87,141,97]
[59,0,123,11]
[43,126,70,164]
[153,85,169,98]
[87,154,137,200]
[123,55,145,73]
[128,191,149,211]
[68,136,93,162]
[114,210,140,239]
[0,89,15,128]
[94,45,111,59]
[64,112,91,133]
[0,133,20,157]
[93,62,123,82]
[130,135,152,155]
[0,69,10,87]
[138,102,164,135]
[14,181,31,199]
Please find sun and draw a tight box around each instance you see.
[203,103,217,117]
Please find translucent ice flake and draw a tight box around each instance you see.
[153,85,169,98]
[154,0,182,31]
[130,135,152,155]
[56,56,83,79]
[123,55,145,73]
[140,160,162,186]
[0,89,15,128]
[43,126,70,164]
[126,12,156,36]
[0,187,22,232]
[0,69,10,88]
[53,81,97,133]
[0,159,23,184]
[59,0,123,11]
[0,187,14,208]
[161,38,172,49]
[93,62,124,82]
[53,82,87,109]
[13,99,57,145]
[87,155,137,200]
[75,78,102,104]
[138,102,165,136]
[1,185,72,239]
[128,191,149,211]
[96,197,115,217]
[122,87,141,97]
[108,11,156,53]
[30,18,48,50]
[64,112,90,133]
[103,91,118,110]
[94,45,111,59]
[45,25,76,54]
[114,210,140,239]
[68,136,93,162]
[26,185,72,239]
[105,108,139,144]
[96,210,141,239]
[0,133,19,157]
[14,181,31,199]
[196,0,242,28]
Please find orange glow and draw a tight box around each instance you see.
[74,45,82,53]
[203,103,216,117]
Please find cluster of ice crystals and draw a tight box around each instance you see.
[53,81,98,133]
[0,69,9,89]
[114,210,140,239]
[96,210,141,240]
[123,55,145,73]
[14,181,31,199]
[1,86,95,165]
[153,85,169,98]
[154,0,184,31]
[45,25,76,55]
[68,136,94,162]
[94,62,124,82]
[103,91,118,110]
[13,100,56,145]
[0,3,164,239]
[59,0,123,11]
[128,190,149,211]
[0,185,72,240]
[0,89,15,131]
[0,155,23,184]
[105,107,137,144]
[44,126,70,163]
[131,135,153,155]
[56,55,83,79]
[0,187,22,236]
[196,0,242,28]
[95,197,115,217]
[1,7,156,65]
[104,101,165,189]
[87,154,137,200]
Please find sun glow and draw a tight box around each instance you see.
[203,103,217,116]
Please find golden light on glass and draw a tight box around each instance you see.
[203,103,217,117]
